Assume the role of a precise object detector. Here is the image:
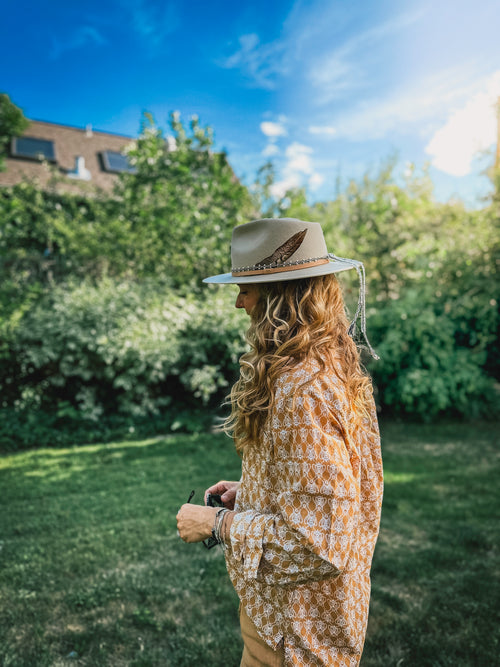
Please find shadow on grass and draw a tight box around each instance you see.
[363,420,500,666]
[1,421,499,666]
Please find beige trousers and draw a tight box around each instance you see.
[239,605,285,667]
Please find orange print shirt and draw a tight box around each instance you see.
[225,361,383,666]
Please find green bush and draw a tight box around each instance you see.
[0,112,254,322]
[2,105,498,439]
[1,280,246,449]
[367,289,498,419]
[0,93,29,171]
[0,405,214,451]
[117,113,254,289]
[282,162,499,418]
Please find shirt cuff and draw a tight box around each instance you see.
[229,509,265,580]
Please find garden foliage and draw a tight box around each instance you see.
[116,112,254,288]
[0,103,499,449]
[1,282,246,449]
[284,162,500,419]
[0,93,29,171]
[11,281,245,415]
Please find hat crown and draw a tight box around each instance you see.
[231,218,328,271]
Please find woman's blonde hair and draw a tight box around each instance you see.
[224,274,374,452]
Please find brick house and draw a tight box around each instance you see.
[0,119,136,195]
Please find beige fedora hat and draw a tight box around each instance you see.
[204,218,379,358]
[203,218,360,285]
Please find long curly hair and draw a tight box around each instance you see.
[224,274,374,453]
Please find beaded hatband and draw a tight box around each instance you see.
[231,256,329,277]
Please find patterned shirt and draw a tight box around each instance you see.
[225,360,383,666]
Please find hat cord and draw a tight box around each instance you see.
[328,254,380,360]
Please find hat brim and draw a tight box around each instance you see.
[203,257,360,284]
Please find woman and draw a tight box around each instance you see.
[177,218,383,666]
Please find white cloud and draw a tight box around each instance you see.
[329,66,498,142]
[309,125,337,137]
[219,4,423,96]
[51,26,106,59]
[260,118,287,161]
[308,52,359,100]
[219,33,287,89]
[307,9,425,103]
[425,70,500,176]
[309,173,325,190]
[223,33,260,67]
[126,1,180,52]
[285,142,313,174]
[270,142,324,197]
[260,121,287,138]
[262,144,280,157]
[270,175,300,198]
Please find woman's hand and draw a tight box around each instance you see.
[205,480,240,510]
[176,504,217,543]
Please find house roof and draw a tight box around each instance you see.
[0,119,135,195]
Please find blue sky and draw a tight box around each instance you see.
[2,0,500,206]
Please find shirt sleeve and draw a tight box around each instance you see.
[228,377,361,587]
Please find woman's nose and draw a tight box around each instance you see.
[235,294,243,309]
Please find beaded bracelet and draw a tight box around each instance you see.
[212,507,229,544]
[213,508,230,547]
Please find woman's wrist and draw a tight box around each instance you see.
[211,508,235,547]
[205,506,219,538]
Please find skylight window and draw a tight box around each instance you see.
[101,150,137,174]
[11,136,56,162]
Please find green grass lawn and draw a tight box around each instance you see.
[1,421,499,666]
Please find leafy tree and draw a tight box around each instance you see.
[0,111,254,408]
[275,162,499,417]
[251,163,312,221]
[115,112,255,289]
[0,183,122,359]
[0,111,254,298]
[0,93,29,171]
[1,100,497,431]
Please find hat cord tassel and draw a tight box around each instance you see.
[328,254,380,360]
